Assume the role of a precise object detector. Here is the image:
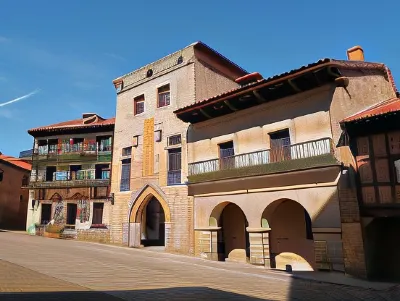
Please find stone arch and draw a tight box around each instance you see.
[209,201,247,226]
[70,192,88,200]
[209,202,250,263]
[49,193,62,202]
[128,183,171,223]
[261,198,315,271]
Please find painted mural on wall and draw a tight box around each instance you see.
[53,201,64,224]
[77,200,90,223]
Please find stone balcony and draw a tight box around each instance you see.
[188,138,338,184]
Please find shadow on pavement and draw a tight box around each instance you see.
[0,287,269,301]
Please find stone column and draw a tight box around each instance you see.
[129,222,141,247]
[247,227,271,268]
[194,227,221,261]
[164,222,172,251]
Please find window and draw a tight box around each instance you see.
[95,164,110,179]
[92,203,104,225]
[120,158,131,191]
[22,176,29,186]
[394,158,400,183]
[97,136,112,152]
[157,84,170,107]
[45,166,56,181]
[0,169,3,182]
[219,141,235,169]
[134,95,145,115]
[122,147,132,156]
[167,148,181,185]
[269,129,291,162]
[168,134,181,146]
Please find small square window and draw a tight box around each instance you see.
[158,84,170,108]
[122,147,132,156]
[134,95,145,115]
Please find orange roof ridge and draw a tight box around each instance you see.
[0,154,31,171]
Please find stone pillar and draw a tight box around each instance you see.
[194,227,221,261]
[164,222,172,250]
[337,168,368,278]
[247,227,271,268]
[129,222,141,247]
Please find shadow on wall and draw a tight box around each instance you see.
[0,287,269,301]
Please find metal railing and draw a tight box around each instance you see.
[35,145,112,155]
[27,169,110,188]
[188,138,333,176]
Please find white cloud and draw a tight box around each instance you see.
[0,108,14,118]
[0,89,40,107]
[104,52,126,61]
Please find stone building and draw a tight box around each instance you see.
[25,113,115,243]
[110,41,247,254]
[174,46,398,277]
[340,97,400,281]
[0,153,31,230]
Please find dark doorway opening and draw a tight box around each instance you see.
[66,203,77,226]
[41,204,52,225]
[141,197,165,247]
[365,217,400,281]
[218,203,249,263]
[45,166,56,181]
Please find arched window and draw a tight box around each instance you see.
[0,169,3,182]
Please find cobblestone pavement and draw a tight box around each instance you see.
[0,232,399,300]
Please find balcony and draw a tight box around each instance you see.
[26,169,110,189]
[188,138,338,184]
[33,145,112,163]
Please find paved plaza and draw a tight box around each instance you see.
[0,231,399,300]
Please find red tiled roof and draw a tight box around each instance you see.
[28,114,115,134]
[174,59,396,115]
[0,154,31,171]
[341,98,400,123]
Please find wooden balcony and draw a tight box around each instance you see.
[188,138,338,184]
[25,169,110,189]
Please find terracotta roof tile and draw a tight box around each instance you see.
[174,59,396,115]
[0,154,31,171]
[28,114,115,134]
[341,98,400,123]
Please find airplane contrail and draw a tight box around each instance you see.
[0,89,40,107]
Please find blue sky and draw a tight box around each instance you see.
[1,0,399,157]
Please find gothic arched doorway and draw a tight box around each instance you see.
[141,197,166,246]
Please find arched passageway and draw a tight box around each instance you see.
[215,203,249,263]
[140,197,166,247]
[365,217,400,281]
[262,199,315,271]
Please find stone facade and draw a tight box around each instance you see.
[179,54,396,277]
[110,42,247,255]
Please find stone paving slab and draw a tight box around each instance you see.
[1,232,399,301]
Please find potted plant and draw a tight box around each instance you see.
[44,224,65,239]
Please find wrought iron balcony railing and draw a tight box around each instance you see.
[32,148,112,163]
[188,138,338,183]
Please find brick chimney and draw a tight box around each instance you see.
[347,46,364,61]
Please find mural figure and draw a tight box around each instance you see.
[77,200,90,223]
[53,201,64,224]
